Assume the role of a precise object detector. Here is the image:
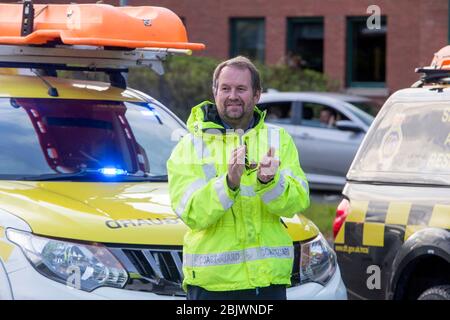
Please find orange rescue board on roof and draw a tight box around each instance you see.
[431,45,450,69]
[0,3,205,51]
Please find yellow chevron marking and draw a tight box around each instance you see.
[363,222,385,247]
[385,202,411,225]
[429,204,450,229]
[346,200,368,223]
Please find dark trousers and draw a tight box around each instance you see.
[187,284,287,300]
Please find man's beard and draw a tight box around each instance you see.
[223,98,250,120]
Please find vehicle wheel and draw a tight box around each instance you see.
[418,285,450,300]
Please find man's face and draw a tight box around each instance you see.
[214,66,260,126]
[320,110,331,124]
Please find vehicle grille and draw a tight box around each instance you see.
[109,246,185,296]
[109,242,302,296]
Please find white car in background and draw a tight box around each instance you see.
[258,92,376,191]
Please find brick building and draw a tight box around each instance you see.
[33,0,450,100]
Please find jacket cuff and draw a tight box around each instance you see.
[222,175,239,200]
[256,170,281,193]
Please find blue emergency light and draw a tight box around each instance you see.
[98,167,127,176]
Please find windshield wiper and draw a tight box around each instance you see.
[18,169,168,182]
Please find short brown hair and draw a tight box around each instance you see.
[212,56,262,95]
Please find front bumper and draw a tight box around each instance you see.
[7,264,180,300]
[5,262,347,300]
[2,239,347,300]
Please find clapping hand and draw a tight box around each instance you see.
[257,147,279,183]
[226,145,246,190]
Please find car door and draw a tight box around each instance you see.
[295,101,364,177]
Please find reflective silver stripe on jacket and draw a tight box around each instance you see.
[240,184,256,197]
[281,168,309,195]
[175,179,207,217]
[183,245,294,267]
[261,173,286,203]
[189,134,217,180]
[202,163,216,181]
[261,169,309,204]
[190,134,210,158]
[267,127,280,157]
[213,175,234,210]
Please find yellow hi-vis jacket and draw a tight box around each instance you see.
[167,102,310,291]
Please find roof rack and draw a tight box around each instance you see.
[0,44,188,75]
[412,67,450,88]
[0,44,190,89]
[412,45,450,88]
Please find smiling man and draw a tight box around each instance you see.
[167,56,310,300]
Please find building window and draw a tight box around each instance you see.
[287,17,324,72]
[230,18,265,63]
[347,17,387,87]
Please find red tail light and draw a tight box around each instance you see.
[333,199,350,239]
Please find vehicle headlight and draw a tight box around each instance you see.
[300,233,336,286]
[6,229,128,292]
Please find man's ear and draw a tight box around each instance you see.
[253,90,261,104]
[212,86,217,99]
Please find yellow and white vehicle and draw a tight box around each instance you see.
[0,2,346,300]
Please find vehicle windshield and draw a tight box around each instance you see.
[348,101,378,116]
[344,101,375,126]
[348,101,450,186]
[0,98,184,181]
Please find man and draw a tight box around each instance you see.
[167,56,310,300]
[319,108,336,128]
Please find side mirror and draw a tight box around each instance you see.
[335,120,364,133]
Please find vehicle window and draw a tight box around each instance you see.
[0,98,183,181]
[301,102,349,128]
[348,101,379,117]
[343,102,375,126]
[349,102,450,185]
[258,102,292,124]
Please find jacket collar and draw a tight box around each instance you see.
[187,101,266,135]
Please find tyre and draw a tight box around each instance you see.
[418,285,450,300]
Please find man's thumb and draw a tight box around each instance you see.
[267,147,276,157]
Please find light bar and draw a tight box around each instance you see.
[98,167,127,176]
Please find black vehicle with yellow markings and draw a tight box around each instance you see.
[333,46,450,300]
